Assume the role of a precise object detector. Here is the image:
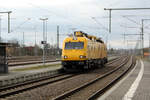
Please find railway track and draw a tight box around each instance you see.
[8,59,60,66]
[0,55,133,99]
[54,56,135,100]
[8,55,118,67]
[0,73,77,98]
[8,58,52,63]
[7,56,60,66]
[9,56,118,67]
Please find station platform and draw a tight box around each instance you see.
[0,62,62,87]
[0,63,61,81]
[9,61,61,71]
[98,59,150,100]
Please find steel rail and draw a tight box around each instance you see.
[0,73,77,98]
[8,60,61,66]
[9,56,120,67]
[88,56,135,100]
[0,56,125,99]
[3,56,121,91]
[53,56,130,100]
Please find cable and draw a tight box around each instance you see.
[27,3,105,34]
[11,18,31,33]
[91,17,109,32]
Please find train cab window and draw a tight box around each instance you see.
[65,42,84,49]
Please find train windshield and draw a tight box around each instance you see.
[65,42,84,49]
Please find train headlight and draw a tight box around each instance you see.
[79,55,86,59]
[64,55,68,59]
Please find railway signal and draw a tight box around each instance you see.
[41,41,47,44]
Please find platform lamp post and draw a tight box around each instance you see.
[0,11,12,33]
[34,26,37,56]
[0,11,12,42]
[57,25,59,56]
[40,18,48,65]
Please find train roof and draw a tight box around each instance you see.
[64,36,87,42]
[73,31,104,43]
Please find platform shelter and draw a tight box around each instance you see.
[0,43,9,73]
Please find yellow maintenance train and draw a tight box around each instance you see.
[61,31,107,71]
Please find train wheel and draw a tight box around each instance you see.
[88,62,92,69]
[84,61,90,69]
[101,60,104,67]
[106,58,108,63]
[84,65,88,69]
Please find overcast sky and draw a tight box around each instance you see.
[0,0,150,49]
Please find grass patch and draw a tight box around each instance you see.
[12,64,61,71]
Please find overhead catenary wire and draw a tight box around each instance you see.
[91,17,109,32]
[28,3,86,28]
[122,16,140,25]
[121,16,150,30]
[11,18,31,33]
[28,2,107,34]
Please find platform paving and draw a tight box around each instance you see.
[98,59,150,100]
[0,65,61,81]
[132,60,150,100]
[9,61,61,70]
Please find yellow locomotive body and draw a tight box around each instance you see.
[61,31,107,70]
